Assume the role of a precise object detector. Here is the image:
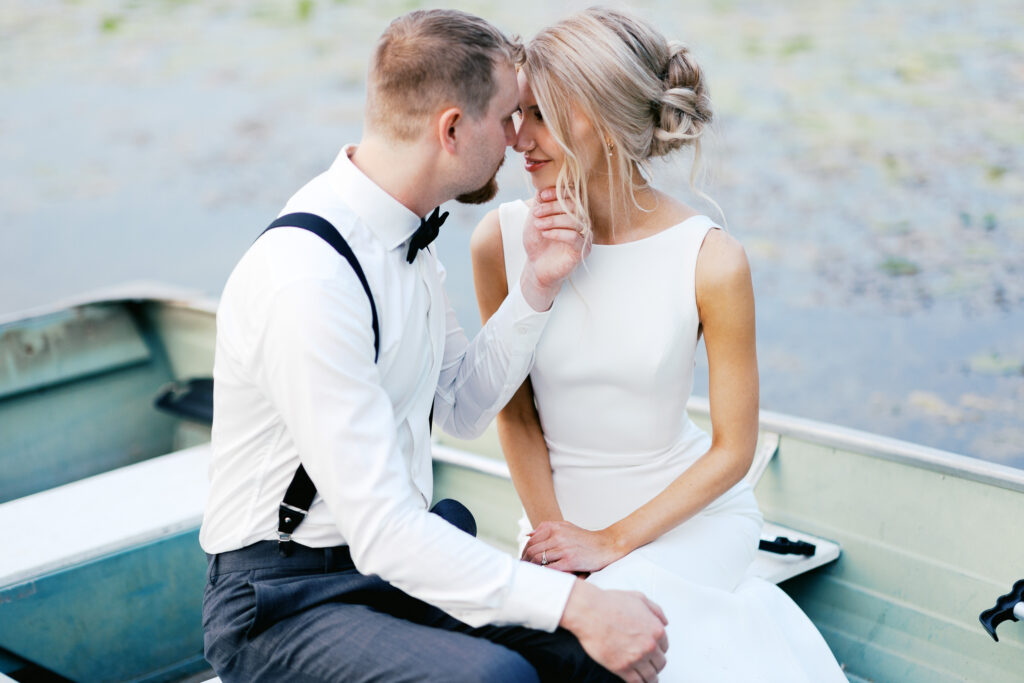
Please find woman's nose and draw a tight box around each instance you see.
[514,125,534,153]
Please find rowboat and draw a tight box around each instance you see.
[434,413,1024,682]
[0,284,216,683]
[2,285,1022,682]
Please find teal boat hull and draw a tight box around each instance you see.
[0,529,207,682]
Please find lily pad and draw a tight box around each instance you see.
[986,165,1007,181]
[967,352,1024,376]
[879,257,920,277]
[100,16,122,33]
[780,35,813,57]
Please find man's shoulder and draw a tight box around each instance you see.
[221,163,391,308]
[223,216,374,312]
[249,229,347,285]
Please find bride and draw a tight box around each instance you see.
[471,7,846,681]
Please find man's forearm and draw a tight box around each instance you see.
[433,279,549,439]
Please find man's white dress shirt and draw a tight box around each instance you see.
[199,146,574,632]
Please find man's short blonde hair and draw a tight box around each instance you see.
[366,10,522,141]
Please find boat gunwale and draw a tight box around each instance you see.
[0,282,217,327]
[437,401,1024,495]
[686,396,1024,494]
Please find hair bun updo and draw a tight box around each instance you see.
[519,7,720,236]
[650,41,712,158]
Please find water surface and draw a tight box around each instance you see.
[2,0,1021,467]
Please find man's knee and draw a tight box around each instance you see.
[430,498,477,537]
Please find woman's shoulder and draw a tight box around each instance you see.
[470,208,503,264]
[651,192,744,262]
[695,227,752,296]
[641,193,709,243]
[470,200,530,275]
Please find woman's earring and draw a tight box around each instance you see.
[606,140,615,158]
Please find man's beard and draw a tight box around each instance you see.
[455,155,504,205]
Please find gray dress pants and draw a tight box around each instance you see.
[203,504,614,682]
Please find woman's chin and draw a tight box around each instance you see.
[528,173,553,193]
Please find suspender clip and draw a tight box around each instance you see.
[278,502,308,557]
[277,533,294,557]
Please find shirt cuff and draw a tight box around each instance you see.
[497,278,552,355]
[501,560,576,632]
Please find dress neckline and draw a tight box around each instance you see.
[588,214,714,249]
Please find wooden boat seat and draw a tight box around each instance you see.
[0,444,210,590]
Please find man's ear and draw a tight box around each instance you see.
[437,107,461,154]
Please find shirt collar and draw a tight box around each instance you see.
[328,145,423,252]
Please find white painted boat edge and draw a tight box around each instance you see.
[687,396,1024,494]
[0,281,217,326]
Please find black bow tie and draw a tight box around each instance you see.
[406,207,449,264]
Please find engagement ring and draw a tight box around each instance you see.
[541,551,549,566]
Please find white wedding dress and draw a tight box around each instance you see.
[498,201,846,682]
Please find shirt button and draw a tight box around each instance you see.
[515,324,529,335]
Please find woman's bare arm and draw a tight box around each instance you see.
[523,227,758,572]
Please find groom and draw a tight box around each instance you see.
[200,9,668,682]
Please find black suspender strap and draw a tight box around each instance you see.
[261,212,380,556]
[262,213,380,362]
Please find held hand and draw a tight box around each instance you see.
[520,188,588,311]
[522,520,624,574]
[561,580,669,683]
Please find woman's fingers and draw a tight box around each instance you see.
[540,227,586,246]
[547,557,583,573]
[533,200,573,219]
[523,540,556,565]
[533,211,581,230]
[524,535,569,566]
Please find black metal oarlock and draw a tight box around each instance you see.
[758,536,816,557]
[979,579,1024,642]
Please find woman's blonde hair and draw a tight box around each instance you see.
[521,7,716,236]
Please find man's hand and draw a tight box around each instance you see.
[523,521,624,574]
[520,187,587,311]
[560,579,669,682]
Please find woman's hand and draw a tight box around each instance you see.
[519,188,589,311]
[522,520,623,574]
